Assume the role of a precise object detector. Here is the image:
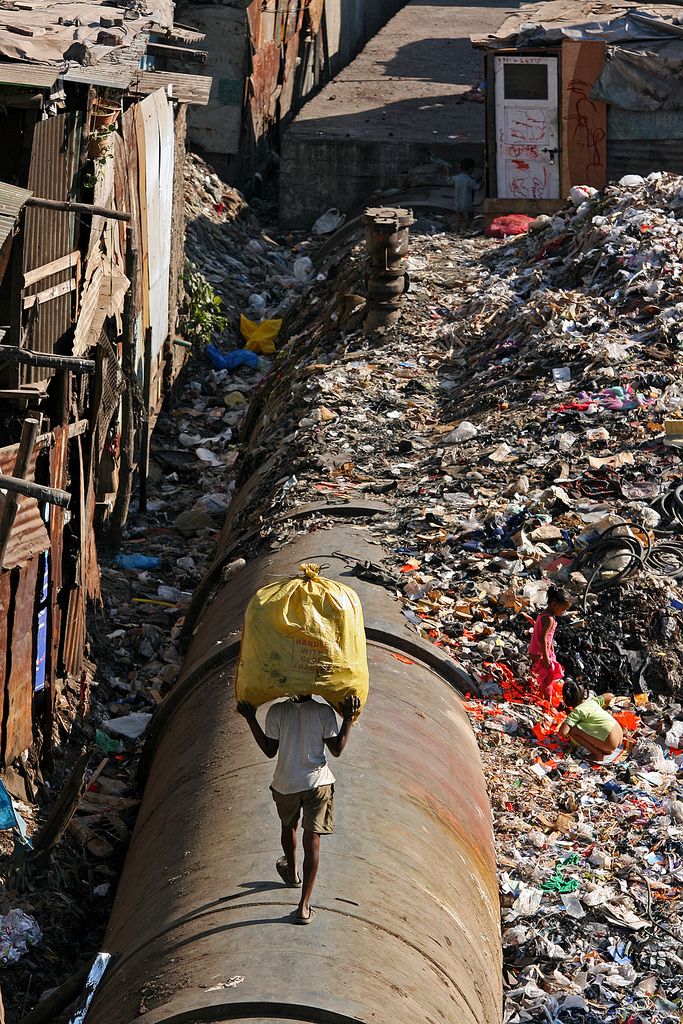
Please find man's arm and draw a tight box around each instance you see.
[325,695,361,757]
[237,702,279,758]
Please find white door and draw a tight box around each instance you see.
[494,56,560,200]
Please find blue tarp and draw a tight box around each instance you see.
[0,780,30,845]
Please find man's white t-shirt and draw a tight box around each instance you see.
[265,697,339,795]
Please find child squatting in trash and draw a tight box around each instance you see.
[558,680,624,762]
[528,585,573,706]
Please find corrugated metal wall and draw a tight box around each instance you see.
[0,427,70,765]
[607,107,683,180]
[22,112,81,384]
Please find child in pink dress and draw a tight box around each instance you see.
[529,585,573,705]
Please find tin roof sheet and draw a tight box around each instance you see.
[0,181,32,255]
[62,32,149,90]
[127,69,213,106]
[0,62,59,88]
[472,0,683,46]
[0,1,173,90]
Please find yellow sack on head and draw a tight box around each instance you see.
[235,563,369,716]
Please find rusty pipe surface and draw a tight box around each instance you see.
[86,527,502,1024]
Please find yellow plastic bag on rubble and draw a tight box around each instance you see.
[240,314,282,354]
[235,564,369,716]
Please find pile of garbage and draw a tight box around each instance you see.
[228,173,683,700]
[210,177,682,1022]
[184,153,319,330]
[470,687,682,1024]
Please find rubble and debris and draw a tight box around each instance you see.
[0,153,300,1023]
[3,151,681,1024]
[0,911,42,966]
[203,170,682,1024]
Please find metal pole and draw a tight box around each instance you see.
[0,474,71,509]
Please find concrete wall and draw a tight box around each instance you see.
[326,0,407,75]
[280,137,482,228]
[175,4,246,158]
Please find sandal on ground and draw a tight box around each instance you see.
[276,858,301,887]
[294,908,316,925]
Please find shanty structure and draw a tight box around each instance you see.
[472,1,683,217]
[0,1,211,769]
[175,0,407,178]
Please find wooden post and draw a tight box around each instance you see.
[16,961,92,1024]
[0,345,95,374]
[0,474,70,509]
[138,326,153,513]
[109,229,137,545]
[0,416,41,566]
[30,749,91,865]
[24,197,131,222]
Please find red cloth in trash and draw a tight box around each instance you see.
[486,214,534,238]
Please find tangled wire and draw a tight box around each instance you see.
[572,523,683,611]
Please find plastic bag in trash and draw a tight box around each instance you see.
[570,184,598,206]
[443,420,478,444]
[293,256,313,282]
[0,780,30,846]
[235,563,369,716]
[312,208,347,236]
[619,174,645,188]
[0,909,42,964]
[114,553,161,570]
[101,712,153,740]
[206,345,260,371]
[249,292,268,315]
[239,314,282,354]
[485,214,534,238]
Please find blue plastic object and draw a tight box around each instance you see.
[206,344,259,371]
[114,554,161,570]
[0,780,30,846]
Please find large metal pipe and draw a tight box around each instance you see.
[86,527,502,1024]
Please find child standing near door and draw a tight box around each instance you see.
[448,158,478,232]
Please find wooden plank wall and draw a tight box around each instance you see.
[560,40,607,194]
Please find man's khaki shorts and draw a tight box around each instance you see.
[271,785,334,834]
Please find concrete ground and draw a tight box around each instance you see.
[289,0,515,145]
[280,0,516,225]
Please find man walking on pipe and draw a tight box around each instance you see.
[238,694,360,924]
